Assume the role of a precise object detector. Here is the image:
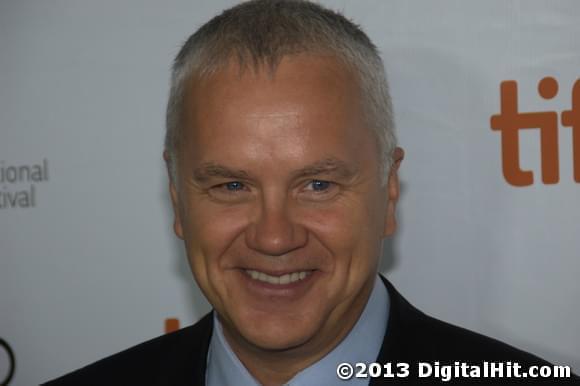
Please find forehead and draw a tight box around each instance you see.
[184,55,361,124]
[179,54,379,171]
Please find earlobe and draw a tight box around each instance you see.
[173,216,184,240]
[164,151,184,240]
[170,181,184,240]
[383,174,398,236]
[383,147,404,237]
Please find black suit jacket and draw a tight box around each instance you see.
[45,276,578,385]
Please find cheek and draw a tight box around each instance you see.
[179,203,250,301]
[305,206,381,312]
[184,203,249,264]
[306,201,381,270]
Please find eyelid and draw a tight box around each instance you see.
[302,179,336,192]
[297,180,340,202]
[206,180,251,195]
[206,181,253,203]
[216,180,248,189]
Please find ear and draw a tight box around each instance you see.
[384,147,404,237]
[163,150,184,240]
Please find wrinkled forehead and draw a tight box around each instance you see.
[177,54,380,174]
[182,54,366,132]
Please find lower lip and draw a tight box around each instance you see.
[238,269,319,298]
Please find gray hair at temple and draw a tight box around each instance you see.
[164,0,396,185]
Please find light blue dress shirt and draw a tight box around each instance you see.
[206,275,389,386]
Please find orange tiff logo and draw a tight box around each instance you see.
[165,318,180,333]
[490,77,579,186]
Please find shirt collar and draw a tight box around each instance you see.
[206,275,389,386]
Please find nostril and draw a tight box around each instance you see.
[245,215,308,256]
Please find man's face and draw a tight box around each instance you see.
[169,55,401,357]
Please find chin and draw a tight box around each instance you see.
[244,327,315,352]
[232,310,323,352]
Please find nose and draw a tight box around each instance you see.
[245,197,308,256]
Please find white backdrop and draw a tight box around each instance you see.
[0,1,578,384]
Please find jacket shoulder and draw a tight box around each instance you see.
[377,278,579,384]
[402,308,546,362]
[43,313,213,386]
[381,277,547,363]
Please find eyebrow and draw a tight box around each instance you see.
[293,158,357,180]
[192,158,357,183]
[192,163,251,182]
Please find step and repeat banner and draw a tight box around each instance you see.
[1,1,578,384]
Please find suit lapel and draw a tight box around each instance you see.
[370,276,420,385]
[161,312,213,386]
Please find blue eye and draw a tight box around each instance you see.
[225,181,244,191]
[310,180,331,191]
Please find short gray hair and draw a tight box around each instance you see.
[165,0,396,184]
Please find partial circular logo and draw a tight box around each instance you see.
[0,338,15,386]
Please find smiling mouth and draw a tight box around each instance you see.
[244,269,313,285]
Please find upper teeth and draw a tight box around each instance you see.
[245,269,310,285]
